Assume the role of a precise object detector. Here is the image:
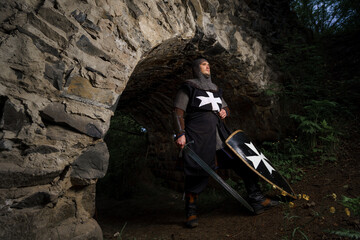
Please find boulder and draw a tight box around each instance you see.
[71,142,109,185]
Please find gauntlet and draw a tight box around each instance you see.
[173,108,185,138]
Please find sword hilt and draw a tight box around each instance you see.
[184,140,194,147]
[179,140,194,158]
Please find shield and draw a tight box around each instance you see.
[225,130,297,199]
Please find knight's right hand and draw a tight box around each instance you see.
[176,135,186,149]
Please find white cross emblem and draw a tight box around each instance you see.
[245,142,275,174]
[196,91,222,112]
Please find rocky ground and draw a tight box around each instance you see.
[96,128,360,240]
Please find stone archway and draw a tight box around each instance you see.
[115,32,281,190]
[0,0,290,239]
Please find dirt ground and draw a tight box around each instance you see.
[96,133,360,240]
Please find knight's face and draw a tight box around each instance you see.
[199,61,210,76]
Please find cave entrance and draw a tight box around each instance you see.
[94,35,263,223]
[96,34,246,199]
[94,35,277,237]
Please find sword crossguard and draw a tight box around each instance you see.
[184,140,194,147]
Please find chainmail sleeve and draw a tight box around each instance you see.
[174,88,189,111]
[173,88,189,137]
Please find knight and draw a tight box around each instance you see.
[173,58,279,228]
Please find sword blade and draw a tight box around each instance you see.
[183,144,254,213]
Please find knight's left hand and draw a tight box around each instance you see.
[219,109,227,119]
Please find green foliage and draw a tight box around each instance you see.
[261,100,339,182]
[290,100,339,163]
[340,195,360,216]
[97,112,148,199]
[325,229,360,239]
[266,13,345,177]
[261,139,305,183]
[270,8,358,232]
[281,212,305,240]
[225,177,246,192]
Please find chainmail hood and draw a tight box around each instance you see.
[185,58,218,91]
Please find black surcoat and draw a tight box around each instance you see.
[180,83,223,176]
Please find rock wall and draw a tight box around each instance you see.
[0,0,292,239]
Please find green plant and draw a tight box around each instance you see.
[225,177,246,192]
[292,227,309,240]
[115,222,128,240]
[340,195,360,216]
[270,31,340,167]
[284,212,301,221]
[325,229,360,239]
[270,0,358,173]
[281,211,304,240]
[261,139,305,183]
[290,100,339,163]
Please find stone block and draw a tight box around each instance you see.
[0,99,29,133]
[0,211,37,240]
[71,142,109,183]
[23,145,59,155]
[36,217,102,240]
[38,7,78,35]
[11,192,52,209]
[44,61,65,90]
[45,125,92,144]
[40,102,107,138]
[71,10,101,39]
[0,162,61,188]
[80,184,96,217]
[72,219,103,240]
[76,35,110,61]
[64,76,116,108]
[0,197,101,240]
[17,26,60,58]
[0,139,13,151]
[71,10,87,24]
[45,198,77,227]
[28,12,68,49]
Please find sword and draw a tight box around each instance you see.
[183,141,254,213]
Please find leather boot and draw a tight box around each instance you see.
[245,178,279,215]
[251,197,279,215]
[185,193,198,228]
